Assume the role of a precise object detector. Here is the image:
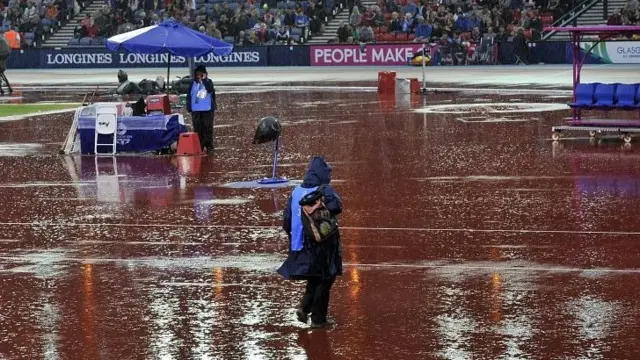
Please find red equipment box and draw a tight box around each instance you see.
[146,94,171,114]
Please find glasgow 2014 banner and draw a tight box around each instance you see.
[568,41,640,64]
[310,43,439,66]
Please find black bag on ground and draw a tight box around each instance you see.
[171,76,192,94]
[253,116,282,144]
[117,69,128,83]
[130,97,146,116]
[116,80,142,95]
[138,79,160,95]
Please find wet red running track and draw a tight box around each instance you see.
[1,88,640,359]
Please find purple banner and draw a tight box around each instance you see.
[310,43,437,66]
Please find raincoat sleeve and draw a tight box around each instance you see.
[204,78,216,111]
[321,185,343,216]
[282,195,292,236]
[185,81,192,113]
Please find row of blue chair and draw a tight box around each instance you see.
[570,83,640,109]
[68,36,104,46]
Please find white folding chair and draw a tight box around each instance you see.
[94,104,119,155]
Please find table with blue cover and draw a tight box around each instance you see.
[78,114,186,154]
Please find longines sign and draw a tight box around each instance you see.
[33,48,268,68]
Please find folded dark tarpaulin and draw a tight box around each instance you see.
[253,116,282,144]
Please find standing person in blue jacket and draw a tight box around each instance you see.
[278,156,343,329]
[186,64,216,153]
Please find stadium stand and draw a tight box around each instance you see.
[52,0,340,47]
[17,0,638,50]
[1,0,79,48]
[543,0,632,40]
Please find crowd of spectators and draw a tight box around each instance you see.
[335,0,562,44]
[605,0,640,40]
[74,0,331,45]
[331,0,568,64]
[0,0,74,47]
[2,0,639,49]
[607,0,640,25]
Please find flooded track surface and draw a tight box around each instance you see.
[1,87,640,359]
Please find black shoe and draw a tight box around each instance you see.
[309,318,335,329]
[296,307,308,324]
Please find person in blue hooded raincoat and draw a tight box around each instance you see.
[186,64,216,153]
[278,156,343,328]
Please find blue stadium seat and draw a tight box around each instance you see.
[23,32,34,46]
[79,37,92,45]
[325,0,335,9]
[568,83,596,108]
[615,84,639,108]
[68,38,80,45]
[592,83,617,108]
[291,34,301,43]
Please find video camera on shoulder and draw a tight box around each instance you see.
[299,189,324,207]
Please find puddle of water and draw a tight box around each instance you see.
[0,143,44,156]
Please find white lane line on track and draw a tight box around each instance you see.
[0,108,77,122]
[159,283,281,288]
[0,256,637,274]
[64,240,203,246]
[1,222,640,236]
[349,263,640,273]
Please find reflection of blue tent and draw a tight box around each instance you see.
[106,19,234,82]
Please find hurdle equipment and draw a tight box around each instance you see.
[546,25,640,143]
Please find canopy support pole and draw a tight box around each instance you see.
[166,54,171,92]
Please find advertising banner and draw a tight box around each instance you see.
[40,47,268,68]
[310,44,438,66]
[574,41,640,64]
[1,41,601,69]
[7,46,270,69]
